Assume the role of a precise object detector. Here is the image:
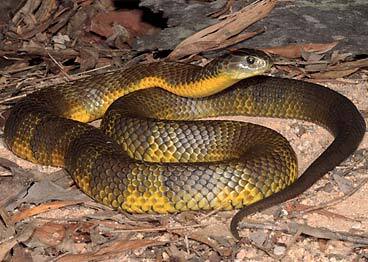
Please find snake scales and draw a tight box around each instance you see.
[3,49,365,239]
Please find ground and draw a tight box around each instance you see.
[0,0,367,261]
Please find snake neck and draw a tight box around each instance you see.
[130,61,243,98]
[60,62,243,122]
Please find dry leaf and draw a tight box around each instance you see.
[10,200,83,223]
[168,244,187,261]
[328,58,368,71]
[33,223,66,247]
[10,244,33,262]
[173,222,232,257]
[169,0,277,59]
[78,47,99,71]
[9,178,88,209]
[330,51,352,65]
[310,58,368,79]
[262,42,339,59]
[89,10,158,38]
[0,225,34,261]
[275,65,305,78]
[310,68,359,79]
[304,63,328,73]
[301,50,324,62]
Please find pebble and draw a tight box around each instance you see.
[351,222,361,229]
[273,245,286,256]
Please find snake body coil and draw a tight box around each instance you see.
[3,50,365,239]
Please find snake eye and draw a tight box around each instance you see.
[246,56,256,65]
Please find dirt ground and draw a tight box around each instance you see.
[0,0,367,261]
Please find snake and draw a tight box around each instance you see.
[3,49,365,240]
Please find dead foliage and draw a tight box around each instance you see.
[0,0,367,261]
[169,0,277,59]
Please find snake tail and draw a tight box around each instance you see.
[227,76,366,239]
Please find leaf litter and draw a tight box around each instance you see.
[0,0,367,261]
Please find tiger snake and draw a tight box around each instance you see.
[4,49,365,239]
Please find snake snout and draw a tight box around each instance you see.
[224,49,272,79]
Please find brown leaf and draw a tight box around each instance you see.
[328,58,368,71]
[33,0,58,24]
[0,225,34,261]
[172,223,232,257]
[167,244,188,261]
[310,56,368,79]
[78,47,99,71]
[330,51,352,65]
[10,244,33,262]
[262,42,339,59]
[33,223,66,247]
[301,50,325,62]
[97,239,158,255]
[169,0,277,59]
[11,0,67,39]
[275,65,305,78]
[304,63,328,73]
[10,200,83,223]
[89,10,158,39]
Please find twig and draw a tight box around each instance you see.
[47,52,73,81]
[0,64,44,75]
[113,223,205,233]
[0,207,11,229]
[274,60,330,66]
[201,208,221,219]
[296,177,368,216]
[287,203,359,223]
[0,64,113,105]
[239,220,368,245]
[172,229,230,257]
[246,238,279,259]
[74,64,112,76]
[184,235,190,255]
[281,228,302,259]
[306,78,364,84]
[0,94,27,104]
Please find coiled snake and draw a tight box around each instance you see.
[3,49,365,239]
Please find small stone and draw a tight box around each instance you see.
[333,174,353,194]
[351,222,361,229]
[162,252,170,260]
[273,245,286,256]
[52,33,71,50]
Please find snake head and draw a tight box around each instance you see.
[216,49,272,79]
